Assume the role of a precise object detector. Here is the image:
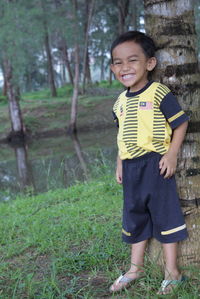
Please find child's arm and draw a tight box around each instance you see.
[159,121,188,179]
[116,154,123,184]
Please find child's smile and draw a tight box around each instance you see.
[111,41,156,92]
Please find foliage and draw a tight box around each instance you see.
[0,0,145,92]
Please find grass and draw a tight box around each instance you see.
[0,82,121,140]
[0,164,200,299]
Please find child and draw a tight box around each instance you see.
[109,31,189,295]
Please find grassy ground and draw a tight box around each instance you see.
[0,167,199,299]
[0,82,122,141]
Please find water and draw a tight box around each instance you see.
[0,127,118,201]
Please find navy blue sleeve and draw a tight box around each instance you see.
[160,92,189,129]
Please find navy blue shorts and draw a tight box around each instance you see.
[122,152,188,244]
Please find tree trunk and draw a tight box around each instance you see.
[62,40,74,85]
[82,0,95,94]
[100,51,105,81]
[68,44,79,134]
[130,0,137,30]
[1,63,7,96]
[68,0,80,134]
[118,0,130,34]
[144,0,200,267]
[41,0,57,97]
[109,68,113,86]
[44,30,57,97]
[3,58,25,142]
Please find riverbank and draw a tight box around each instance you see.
[0,173,199,298]
[0,83,122,142]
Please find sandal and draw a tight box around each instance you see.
[157,275,188,295]
[109,271,144,293]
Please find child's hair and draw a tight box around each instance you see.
[110,31,156,62]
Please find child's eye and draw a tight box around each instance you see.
[129,59,137,62]
[114,61,122,65]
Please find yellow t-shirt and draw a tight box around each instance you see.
[113,81,188,160]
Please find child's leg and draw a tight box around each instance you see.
[110,240,147,292]
[157,242,182,295]
[162,242,181,280]
[129,239,148,274]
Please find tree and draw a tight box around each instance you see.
[144,0,200,266]
[82,0,95,93]
[118,0,130,34]
[0,0,26,141]
[68,0,80,134]
[41,0,57,97]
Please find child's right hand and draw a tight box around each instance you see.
[116,156,123,184]
[116,166,122,184]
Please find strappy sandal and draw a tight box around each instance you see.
[157,275,188,295]
[109,272,144,293]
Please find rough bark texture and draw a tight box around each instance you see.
[144,0,200,267]
[44,30,57,97]
[3,58,25,141]
[68,0,80,134]
[61,40,74,85]
[41,0,57,97]
[1,63,7,96]
[118,0,130,34]
[82,0,95,93]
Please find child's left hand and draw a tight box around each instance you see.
[159,153,177,179]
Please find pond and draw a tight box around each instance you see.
[0,127,118,202]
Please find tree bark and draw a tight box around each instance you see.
[3,58,25,141]
[144,0,200,267]
[1,62,7,96]
[44,30,57,97]
[41,0,57,97]
[61,40,74,85]
[118,0,130,34]
[68,0,80,134]
[82,0,95,94]
[100,50,105,81]
[130,0,137,30]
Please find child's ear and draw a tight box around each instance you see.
[147,57,157,71]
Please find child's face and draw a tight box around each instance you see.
[111,41,156,92]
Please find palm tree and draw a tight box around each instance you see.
[144,0,200,266]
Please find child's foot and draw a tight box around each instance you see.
[109,270,144,293]
[157,272,186,295]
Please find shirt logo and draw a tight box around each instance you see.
[139,101,153,110]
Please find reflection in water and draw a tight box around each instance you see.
[71,133,89,180]
[14,143,35,194]
[0,128,117,201]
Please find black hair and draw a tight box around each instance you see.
[110,31,156,62]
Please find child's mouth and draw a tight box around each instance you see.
[122,74,135,80]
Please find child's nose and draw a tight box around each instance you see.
[122,62,130,71]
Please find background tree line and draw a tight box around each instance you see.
[0,0,200,137]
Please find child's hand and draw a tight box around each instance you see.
[159,153,177,179]
[116,164,122,184]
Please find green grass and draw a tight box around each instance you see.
[0,83,117,139]
[22,84,73,101]
[0,168,199,299]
